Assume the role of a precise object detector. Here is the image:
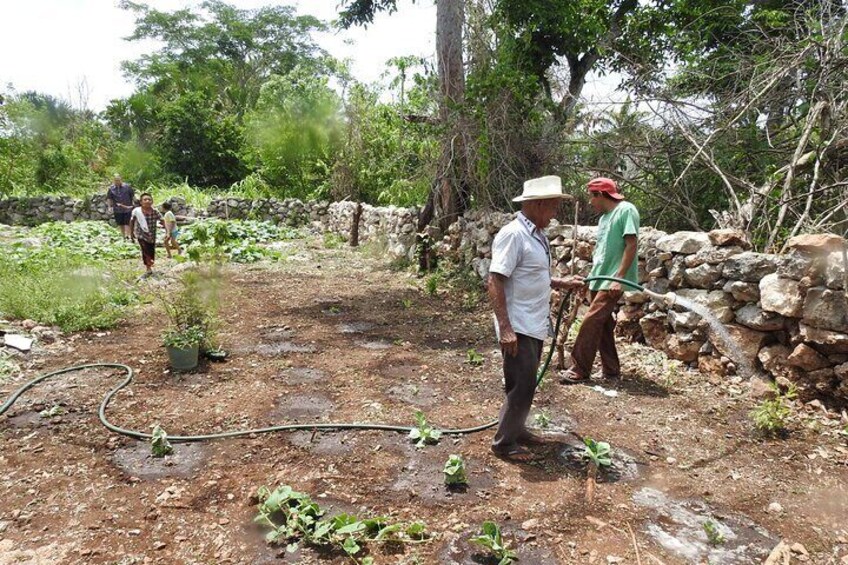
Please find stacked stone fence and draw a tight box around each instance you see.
[2,195,846,404]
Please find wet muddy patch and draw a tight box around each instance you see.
[554,437,646,482]
[260,326,296,341]
[439,527,559,565]
[390,442,496,504]
[271,394,335,422]
[4,405,89,428]
[275,367,326,385]
[385,383,438,407]
[256,342,317,356]
[337,322,376,334]
[633,487,775,564]
[111,441,207,479]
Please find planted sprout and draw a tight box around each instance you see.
[703,520,726,546]
[533,411,551,429]
[582,438,612,468]
[469,521,517,565]
[409,411,442,448]
[151,424,174,457]
[750,382,798,436]
[466,348,484,366]
[39,405,64,418]
[443,454,468,486]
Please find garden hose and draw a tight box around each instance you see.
[0,295,573,442]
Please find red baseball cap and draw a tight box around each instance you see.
[587,177,625,200]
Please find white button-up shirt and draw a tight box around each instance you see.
[488,212,551,341]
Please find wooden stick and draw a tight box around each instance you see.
[627,522,643,565]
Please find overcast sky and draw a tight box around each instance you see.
[0,0,437,111]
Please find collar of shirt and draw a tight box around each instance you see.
[517,212,550,256]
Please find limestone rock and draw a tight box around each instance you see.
[834,362,848,381]
[656,231,710,254]
[759,274,803,318]
[674,289,734,323]
[665,335,702,362]
[639,312,668,350]
[777,250,820,282]
[799,323,848,354]
[684,245,744,268]
[669,310,703,331]
[803,287,848,332]
[825,250,847,290]
[722,252,779,282]
[708,229,751,248]
[710,323,769,371]
[723,280,760,303]
[786,343,830,371]
[683,263,723,289]
[758,344,792,374]
[785,233,844,252]
[734,304,785,331]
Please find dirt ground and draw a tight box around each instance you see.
[1,236,847,564]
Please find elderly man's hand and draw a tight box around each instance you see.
[499,327,519,357]
[551,275,585,291]
[608,281,623,300]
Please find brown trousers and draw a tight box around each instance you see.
[493,334,543,450]
[570,291,621,379]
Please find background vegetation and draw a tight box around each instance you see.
[1,0,845,250]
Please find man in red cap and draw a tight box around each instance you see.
[561,177,639,384]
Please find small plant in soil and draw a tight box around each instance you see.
[469,521,517,565]
[533,410,551,429]
[703,520,725,546]
[751,382,797,436]
[582,438,612,504]
[466,348,484,366]
[424,271,442,296]
[401,298,413,309]
[255,484,429,563]
[151,425,174,457]
[409,411,442,448]
[39,405,64,418]
[443,454,468,487]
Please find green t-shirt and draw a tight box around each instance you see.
[588,201,640,291]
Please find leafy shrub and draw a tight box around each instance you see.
[469,521,516,565]
[159,269,218,351]
[751,383,797,436]
[179,219,300,263]
[30,221,137,260]
[443,455,468,486]
[0,249,135,332]
[322,232,345,249]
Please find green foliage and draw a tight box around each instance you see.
[322,232,345,249]
[469,521,517,565]
[424,272,442,296]
[179,219,300,263]
[0,352,20,384]
[28,221,138,260]
[703,520,725,546]
[159,269,218,351]
[751,383,797,436]
[246,69,342,198]
[466,348,484,366]
[0,248,136,332]
[39,405,64,418]
[409,411,442,448]
[150,424,174,457]
[582,438,612,468]
[443,454,468,486]
[255,483,428,560]
[533,410,551,429]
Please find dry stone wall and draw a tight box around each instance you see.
[2,195,846,402]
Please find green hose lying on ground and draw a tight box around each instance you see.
[0,276,645,443]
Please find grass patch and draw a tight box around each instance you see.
[0,250,136,332]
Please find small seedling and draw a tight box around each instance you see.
[409,411,442,448]
[151,424,174,457]
[533,411,551,429]
[469,521,517,565]
[424,272,442,296]
[466,348,484,366]
[328,305,341,314]
[751,383,797,436]
[703,520,725,546]
[582,438,612,468]
[401,298,413,309]
[39,405,64,418]
[443,454,468,486]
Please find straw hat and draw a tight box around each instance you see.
[512,175,572,202]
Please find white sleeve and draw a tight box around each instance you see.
[489,229,521,277]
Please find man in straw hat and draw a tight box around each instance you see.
[488,175,584,460]
[561,177,639,385]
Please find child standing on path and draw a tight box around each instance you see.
[130,193,163,278]
[161,202,181,258]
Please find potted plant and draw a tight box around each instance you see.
[159,271,217,371]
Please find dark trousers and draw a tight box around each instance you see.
[139,240,156,267]
[493,334,543,449]
[570,291,620,378]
